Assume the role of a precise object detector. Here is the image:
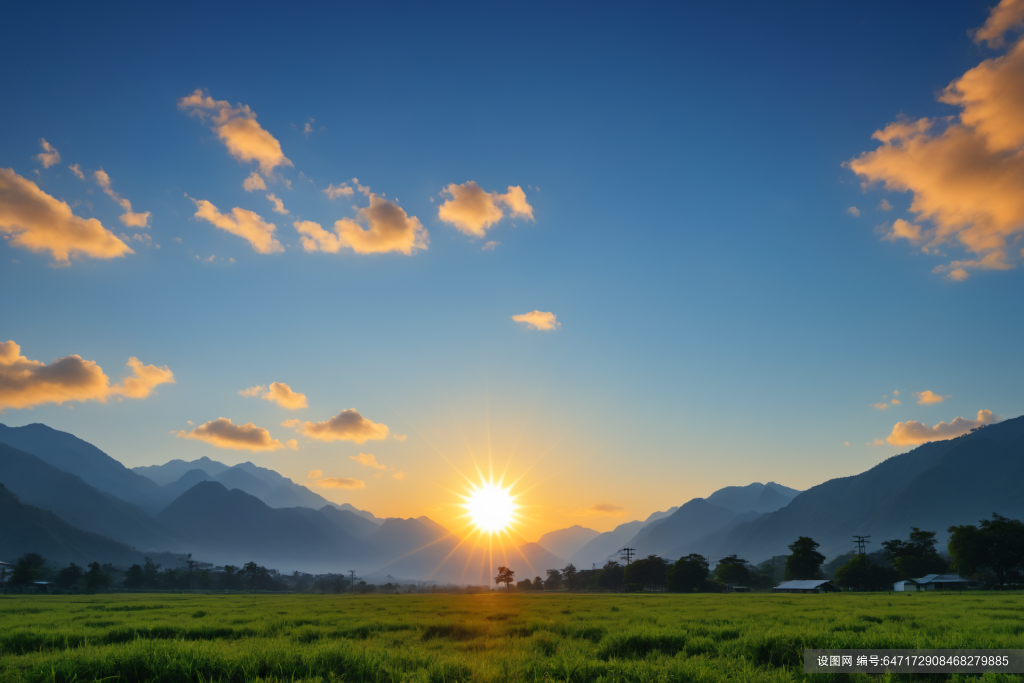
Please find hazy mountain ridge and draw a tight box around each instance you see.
[536,525,599,561]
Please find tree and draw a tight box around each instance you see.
[667,554,709,593]
[516,578,533,590]
[597,561,623,591]
[949,514,1024,587]
[123,564,144,589]
[10,553,46,589]
[494,566,515,590]
[562,563,578,590]
[713,555,751,585]
[184,553,199,589]
[142,557,161,588]
[628,555,669,589]
[882,528,947,579]
[545,568,563,590]
[785,537,825,580]
[833,554,898,591]
[55,563,84,590]
[86,562,111,591]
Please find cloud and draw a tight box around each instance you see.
[886,409,997,445]
[482,240,499,251]
[93,169,150,228]
[286,439,298,450]
[243,171,266,192]
[295,194,428,255]
[178,90,292,183]
[350,452,387,470]
[865,438,886,447]
[973,0,1024,47]
[844,441,851,446]
[870,402,889,410]
[0,340,173,410]
[437,181,534,237]
[34,139,61,168]
[314,476,366,489]
[308,470,322,480]
[324,182,354,199]
[878,199,893,211]
[68,164,85,180]
[283,408,389,443]
[512,310,560,331]
[393,433,407,442]
[266,193,289,215]
[575,503,626,517]
[263,382,307,409]
[0,168,132,263]
[239,385,264,397]
[846,28,1024,281]
[392,470,406,480]
[891,398,901,405]
[192,199,283,254]
[845,206,861,217]
[175,417,285,451]
[914,390,950,405]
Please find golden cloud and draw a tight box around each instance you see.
[315,476,366,489]
[192,199,283,254]
[886,409,997,446]
[0,168,132,263]
[93,169,150,228]
[847,24,1024,281]
[350,452,387,470]
[0,340,173,410]
[576,503,626,517]
[283,408,389,444]
[263,382,307,409]
[307,470,322,480]
[512,310,560,331]
[266,193,289,215]
[69,164,85,180]
[437,181,534,237]
[175,417,284,451]
[973,0,1024,47]
[178,90,292,182]
[323,182,354,199]
[35,138,61,168]
[295,194,428,255]
[914,390,950,405]
[870,402,889,411]
[243,171,266,192]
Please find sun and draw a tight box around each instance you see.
[463,481,517,534]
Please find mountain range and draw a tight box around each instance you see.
[3,416,1022,579]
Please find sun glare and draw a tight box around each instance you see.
[463,482,517,534]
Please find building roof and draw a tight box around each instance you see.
[774,579,834,590]
[916,574,966,584]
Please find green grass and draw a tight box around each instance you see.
[1,592,1023,682]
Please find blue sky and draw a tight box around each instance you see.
[2,0,1023,539]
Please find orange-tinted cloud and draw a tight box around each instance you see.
[886,409,997,445]
[266,193,289,215]
[68,164,85,180]
[882,218,924,244]
[0,340,173,410]
[192,199,283,254]
[870,402,889,411]
[437,181,534,237]
[324,182,354,199]
[914,390,950,405]
[512,310,560,331]
[93,169,150,228]
[35,139,61,168]
[314,476,366,489]
[175,417,285,451]
[243,171,266,192]
[847,21,1024,280]
[845,206,860,217]
[0,168,132,263]
[178,90,293,183]
[264,382,307,409]
[296,194,428,255]
[973,0,1024,47]
[283,408,389,443]
[575,503,625,517]
[350,452,387,470]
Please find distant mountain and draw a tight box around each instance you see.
[705,482,800,515]
[0,443,182,552]
[512,542,566,578]
[567,507,679,568]
[0,423,163,513]
[625,498,737,558]
[667,510,764,558]
[156,481,367,572]
[0,482,147,567]
[330,502,383,524]
[536,525,599,561]
[159,468,215,501]
[366,516,463,580]
[134,456,230,485]
[705,416,1024,563]
[319,505,381,539]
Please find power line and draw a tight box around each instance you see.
[853,535,871,555]
[619,547,635,565]
[348,570,356,593]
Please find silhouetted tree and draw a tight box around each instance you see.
[516,577,533,590]
[55,563,84,590]
[562,563,578,590]
[628,555,669,589]
[598,561,623,591]
[10,553,47,589]
[713,555,751,585]
[495,566,515,590]
[123,564,144,589]
[833,554,898,591]
[948,514,1024,587]
[86,562,111,591]
[785,537,825,580]
[142,557,161,588]
[667,554,709,592]
[545,568,563,590]
[882,528,947,579]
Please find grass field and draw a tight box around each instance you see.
[2,592,1023,683]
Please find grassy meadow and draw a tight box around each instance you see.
[2,592,1023,683]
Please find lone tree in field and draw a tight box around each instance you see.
[495,566,515,590]
[785,537,826,580]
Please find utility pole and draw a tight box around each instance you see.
[853,535,871,555]
[619,548,635,593]
[349,570,356,593]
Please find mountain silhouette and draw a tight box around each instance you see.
[705,481,800,514]
[0,443,182,552]
[536,525,599,561]
[567,507,678,568]
[0,423,163,513]
[625,498,737,558]
[134,456,230,485]
[318,505,381,539]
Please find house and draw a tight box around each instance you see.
[893,580,919,592]
[772,579,838,593]
[914,574,968,590]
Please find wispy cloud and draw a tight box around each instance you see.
[34,138,61,168]
[574,503,625,517]
[192,199,283,254]
[350,452,388,470]
[512,310,560,331]
[845,206,860,217]
[94,169,150,227]
[266,193,289,215]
